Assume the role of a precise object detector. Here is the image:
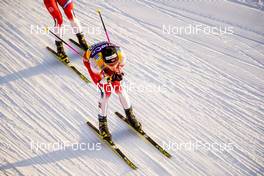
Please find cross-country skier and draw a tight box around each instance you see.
[44,0,88,61]
[83,41,142,140]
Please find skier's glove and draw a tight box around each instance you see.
[111,72,124,82]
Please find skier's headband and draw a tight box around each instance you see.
[104,54,118,66]
[105,53,118,62]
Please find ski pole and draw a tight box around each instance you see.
[45,27,83,58]
[96,9,111,43]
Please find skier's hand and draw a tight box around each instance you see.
[111,72,124,82]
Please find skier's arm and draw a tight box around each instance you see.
[89,57,112,84]
[89,57,102,75]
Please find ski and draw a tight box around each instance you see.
[69,38,83,49]
[46,46,91,84]
[115,112,172,158]
[69,38,91,51]
[86,120,137,170]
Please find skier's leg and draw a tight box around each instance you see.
[58,0,82,33]
[112,81,131,109]
[83,60,103,85]
[112,81,142,130]
[44,0,63,28]
[44,0,67,59]
[58,0,88,50]
[98,85,112,140]
[98,85,111,117]
[83,60,112,139]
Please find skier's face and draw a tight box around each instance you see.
[106,61,119,72]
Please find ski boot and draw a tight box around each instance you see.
[76,33,89,50]
[99,115,112,141]
[55,41,69,63]
[125,107,142,132]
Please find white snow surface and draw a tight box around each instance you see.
[1,0,264,176]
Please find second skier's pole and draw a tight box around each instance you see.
[45,27,83,58]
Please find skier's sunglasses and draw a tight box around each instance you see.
[106,60,118,69]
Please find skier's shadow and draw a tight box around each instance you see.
[0,122,122,171]
[0,49,82,85]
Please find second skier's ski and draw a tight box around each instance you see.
[69,38,84,50]
[46,46,91,84]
